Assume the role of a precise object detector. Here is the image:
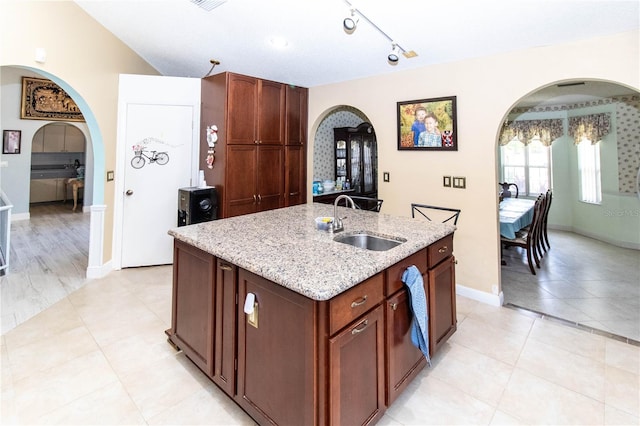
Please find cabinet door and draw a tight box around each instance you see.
[284,144,305,207]
[237,269,316,426]
[385,289,427,405]
[44,124,66,152]
[64,125,86,152]
[256,145,283,212]
[285,85,307,146]
[225,145,258,218]
[214,259,237,396]
[428,255,457,356]
[257,80,285,145]
[29,179,58,203]
[170,241,215,377]
[329,304,385,426]
[227,74,258,145]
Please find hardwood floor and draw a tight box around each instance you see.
[502,229,640,343]
[1,203,90,334]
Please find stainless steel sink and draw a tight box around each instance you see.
[334,232,406,251]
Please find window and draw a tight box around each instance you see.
[500,136,551,197]
[577,137,601,204]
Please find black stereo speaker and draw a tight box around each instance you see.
[177,186,218,226]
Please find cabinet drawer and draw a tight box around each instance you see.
[428,234,453,268]
[385,249,428,296]
[329,273,384,335]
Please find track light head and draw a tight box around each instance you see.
[388,44,400,65]
[343,9,359,34]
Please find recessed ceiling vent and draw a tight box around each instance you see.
[189,0,227,12]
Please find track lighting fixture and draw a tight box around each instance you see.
[342,0,417,65]
[388,44,400,65]
[343,9,359,33]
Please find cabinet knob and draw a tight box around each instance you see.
[438,246,448,253]
[253,194,257,203]
[257,194,262,203]
[390,302,398,310]
[125,189,133,196]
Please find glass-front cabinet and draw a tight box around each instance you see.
[333,122,377,198]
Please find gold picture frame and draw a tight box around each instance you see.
[21,77,84,122]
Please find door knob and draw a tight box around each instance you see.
[125,189,133,196]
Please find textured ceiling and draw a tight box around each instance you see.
[75,0,639,92]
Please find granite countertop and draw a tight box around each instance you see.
[168,203,455,301]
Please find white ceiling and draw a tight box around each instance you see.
[75,0,639,102]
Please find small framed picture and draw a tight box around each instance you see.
[397,96,457,151]
[3,130,21,154]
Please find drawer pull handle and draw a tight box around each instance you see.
[220,264,233,271]
[351,295,367,308]
[390,302,398,310]
[438,246,448,253]
[351,319,369,334]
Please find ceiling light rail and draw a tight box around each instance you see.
[189,0,227,12]
[342,0,417,65]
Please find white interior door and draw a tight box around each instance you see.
[121,104,193,267]
[116,74,200,269]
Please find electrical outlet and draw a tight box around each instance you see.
[452,176,466,189]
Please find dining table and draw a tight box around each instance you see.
[499,198,536,239]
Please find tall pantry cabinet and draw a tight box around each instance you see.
[201,72,308,218]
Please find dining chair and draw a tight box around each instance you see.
[501,194,544,275]
[350,196,383,212]
[541,189,552,251]
[499,182,519,198]
[411,203,461,225]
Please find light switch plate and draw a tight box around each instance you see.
[383,172,390,182]
[443,176,451,187]
[106,171,114,181]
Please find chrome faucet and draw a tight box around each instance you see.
[332,195,356,233]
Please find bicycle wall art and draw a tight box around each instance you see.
[131,137,171,169]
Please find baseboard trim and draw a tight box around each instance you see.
[549,225,640,250]
[86,259,112,279]
[10,212,30,222]
[456,284,503,307]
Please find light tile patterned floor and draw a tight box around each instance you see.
[1,270,638,425]
[502,229,640,343]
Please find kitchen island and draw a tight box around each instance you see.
[167,203,457,425]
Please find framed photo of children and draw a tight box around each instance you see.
[3,130,21,154]
[397,96,457,151]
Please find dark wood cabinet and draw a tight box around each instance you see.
[427,234,457,356]
[237,269,316,426]
[226,73,284,145]
[169,232,456,426]
[329,304,385,426]
[201,72,306,218]
[214,259,237,395]
[284,85,308,207]
[333,122,377,197]
[169,240,215,377]
[225,144,283,217]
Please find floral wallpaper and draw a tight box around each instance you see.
[513,95,639,194]
[312,106,368,181]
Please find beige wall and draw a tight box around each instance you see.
[308,30,639,300]
[0,1,159,264]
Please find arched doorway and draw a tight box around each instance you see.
[498,79,640,342]
[312,105,378,200]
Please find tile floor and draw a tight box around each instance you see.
[502,229,640,343]
[1,267,639,425]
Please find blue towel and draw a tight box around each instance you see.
[402,265,431,366]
